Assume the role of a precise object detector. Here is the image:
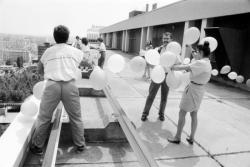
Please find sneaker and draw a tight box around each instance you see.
[158,115,165,121]
[75,145,85,153]
[30,145,43,155]
[141,115,147,121]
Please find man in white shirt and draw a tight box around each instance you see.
[72,35,82,50]
[96,37,106,68]
[30,25,85,155]
[141,32,181,122]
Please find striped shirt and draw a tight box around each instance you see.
[40,43,83,81]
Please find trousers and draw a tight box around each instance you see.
[142,79,169,116]
[31,80,85,148]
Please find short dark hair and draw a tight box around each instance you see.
[81,37,88,45]
[53,25,69,43]
[163,32,172,38]
[76,36,80,40]
[197,41,210,57]
[97,37,103,42]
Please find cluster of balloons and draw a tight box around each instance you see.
[210,65,250,86]
[129,41,190,89]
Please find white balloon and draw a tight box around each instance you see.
[236,75,244,83]
[220,65,231,74]
[166,71,182,89]
[166,41,182,55]
[150,65,165,83]
[200,37,218,52]
[33,80,47,100]
[139,49,146,57]
[107,54,125,73]
[145,49,160,65]
[181,72,190,87]
[20,97,39,117]
[211,69,219,76]
[183,57,191,65]
[184,27,200,45]
[160,51,177,68]
[246,79,250,87]
[89,66,107,90]
[228,72,237,80]
[129,56,146,73]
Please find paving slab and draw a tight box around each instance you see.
[205,82,250,99]
[122,77,183,99]
[24,142,138,166]
[156,156,220,167]
[55,161,140,167]
[116,98,209,160]
[152,98,250,155]
[107,77,143,98]
[215,152,250,167]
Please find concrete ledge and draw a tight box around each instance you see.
[211,76,250,92]
[0,113,37,167]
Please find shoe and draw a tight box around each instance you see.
[186,138,194,145]
[75,145,85,153]
[158,115,165,121]
[167,138,180,144]
[141,115,148,121]
[30,145,43,155]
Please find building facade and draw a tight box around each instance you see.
[100,0,250,81]
[87,25,105,42]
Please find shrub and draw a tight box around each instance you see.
[0,66,43,103]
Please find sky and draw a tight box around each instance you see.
[0,0,181,37]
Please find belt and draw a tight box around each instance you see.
[191,81,204,86]
[48,79,75,82]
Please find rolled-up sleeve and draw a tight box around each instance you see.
[189,60,204,76]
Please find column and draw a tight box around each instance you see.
[112,32,117,49]
[146,26,153,43]
[200,18,214,42]
[181,21,195,59]
[122,30,125,51]
[140,27,147,50]
[124,30,129,52]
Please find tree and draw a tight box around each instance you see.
[5,59,12,65]
[16,56,24,68]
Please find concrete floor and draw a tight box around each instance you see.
[104,50,250,167]
[23,50,250,167]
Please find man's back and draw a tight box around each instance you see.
[41,44,83,81]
